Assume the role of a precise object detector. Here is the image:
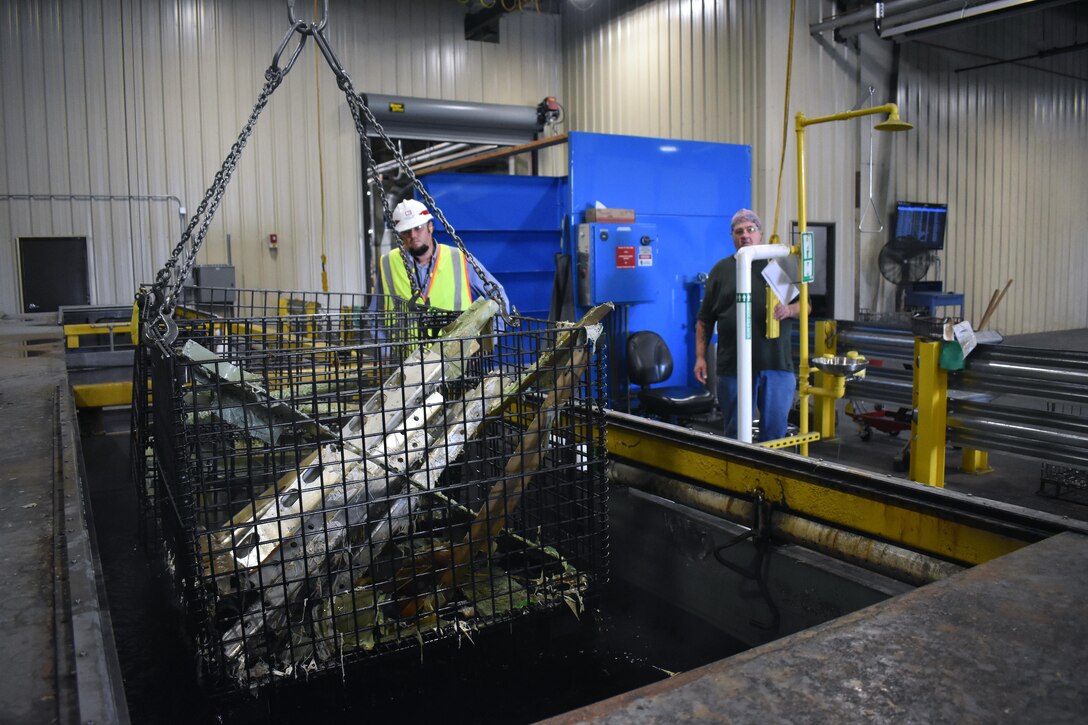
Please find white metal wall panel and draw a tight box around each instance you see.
[562,0,761,144]
[893,11,1088,335]
[779,2,867,321]
[0,0,561,313]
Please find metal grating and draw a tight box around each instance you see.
[131,289,609,694]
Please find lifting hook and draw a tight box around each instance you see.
[286,0,329,33]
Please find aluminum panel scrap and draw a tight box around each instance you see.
[133,293,611,693]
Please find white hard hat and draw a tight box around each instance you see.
[392,199,432,233]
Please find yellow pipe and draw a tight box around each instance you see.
[794,103,910,457]
[797,103,908,130]
[766,288,780,339]
[813,319,838,437]
[795,119,811,455]
[806,380,847,400]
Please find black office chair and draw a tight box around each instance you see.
[627,330,717,423]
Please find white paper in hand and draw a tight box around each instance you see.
[761,260,800,303]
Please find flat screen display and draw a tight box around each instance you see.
[893,201,947,250]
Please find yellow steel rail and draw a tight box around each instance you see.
[605,411,1087,568]
[72,381,133,409]
[64,321,135,349]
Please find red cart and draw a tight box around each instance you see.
[845,400,912,441]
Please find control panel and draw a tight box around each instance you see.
[576,222,660,306]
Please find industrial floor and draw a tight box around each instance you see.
[2,313,1087,722]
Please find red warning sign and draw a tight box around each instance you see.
[615,246,637,268]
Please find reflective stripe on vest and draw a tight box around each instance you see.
[379,244,472,311]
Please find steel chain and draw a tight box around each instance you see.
[360,96,518,324]
[144,3,516,349]
[144,17,310,345]
[309,26,516,324]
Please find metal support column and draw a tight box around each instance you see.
[910,339,947,487]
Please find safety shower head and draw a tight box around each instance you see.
[874,111,913,132]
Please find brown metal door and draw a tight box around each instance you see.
[18,236,91,313]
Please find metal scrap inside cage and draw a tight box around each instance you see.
[131,288,610,692]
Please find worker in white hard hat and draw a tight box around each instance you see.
[377,198,509,313]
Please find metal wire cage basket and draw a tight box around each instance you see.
[131,288,610,694]
[910,313,959,341]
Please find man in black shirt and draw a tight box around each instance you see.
[693,209,804,441]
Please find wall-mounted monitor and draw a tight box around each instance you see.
[893,201,948,250]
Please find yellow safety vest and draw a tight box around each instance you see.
[379,243,473,311]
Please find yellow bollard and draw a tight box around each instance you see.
[961,447,992,474]
[910,339,947,487]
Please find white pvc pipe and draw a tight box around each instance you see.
[734,244,793,443]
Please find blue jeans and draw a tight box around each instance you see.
[719,370,797,442]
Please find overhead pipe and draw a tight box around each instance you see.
[810,0,937,37]
[1,192,188,237]
[878,0,1066,40]
[371,142,471,174]
[405,145,499,177]
[810,0,1058,42]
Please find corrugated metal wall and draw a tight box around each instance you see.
[561,1,762,146]
[0,0,561,312]
[892,11,1088,335]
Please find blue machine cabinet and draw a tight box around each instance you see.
[566,132,752,390]
[425,173,563,320]
[416,132,752,399]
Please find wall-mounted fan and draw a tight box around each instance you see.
[878,239,937,311]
